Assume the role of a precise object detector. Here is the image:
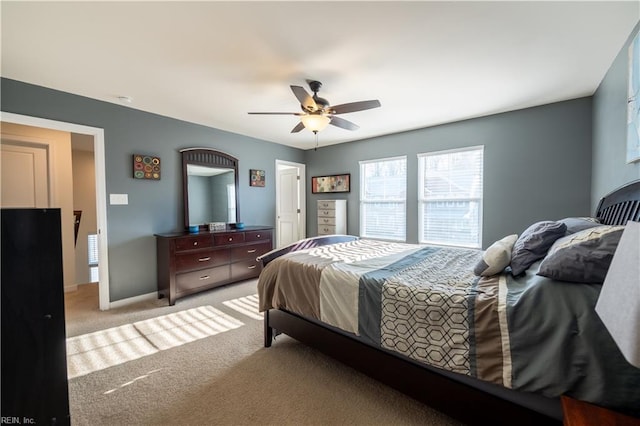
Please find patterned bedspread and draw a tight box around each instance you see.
[257,239,640,415]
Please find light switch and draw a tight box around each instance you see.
[110,194,128,205]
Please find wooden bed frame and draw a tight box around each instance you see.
[595,179,640,224]
[259,179,640,426]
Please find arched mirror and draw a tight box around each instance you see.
[181,148,239,229]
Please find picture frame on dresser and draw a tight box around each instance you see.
[311,174,350,193]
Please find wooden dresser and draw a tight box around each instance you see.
[155,226,272,305]
[317,199,347,235]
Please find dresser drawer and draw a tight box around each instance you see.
[318,225,337,235]
[318,200,337,209]
[231,258,261,280]
[174,235,213,252]
[214,232,245,246]
[245,230,272,243]
[231,242,272,262]
[318,209,336,218]
[175,249,230,273]
[318,217,336,226]
[176,265,230,292]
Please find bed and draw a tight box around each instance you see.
[257,180,640,425]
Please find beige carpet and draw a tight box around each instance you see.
[64,280,465,425]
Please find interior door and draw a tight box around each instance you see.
[1,140,49,207]
[276,165,302,248]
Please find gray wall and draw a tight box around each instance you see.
[304,98,593,248]
[3,27,634,301]
[592,22,640,205]
[1,78,305,301]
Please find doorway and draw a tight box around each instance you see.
[1,112,110,310]
[275,160,306,248]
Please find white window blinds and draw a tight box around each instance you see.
[88,234,99,283]
[88,234,99,266]
[359,156,407,241]
[418,146,483,248]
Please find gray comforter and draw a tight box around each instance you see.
[258,238,640,415]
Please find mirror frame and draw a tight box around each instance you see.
[181,148,240,230]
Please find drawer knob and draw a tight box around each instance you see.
[247,249,256,253]
[248,265,256,269]
[228,237,233,242]
[198,257,211,262]
[193,241,198,246]
[257,234,260,238]
[199,275,210,280]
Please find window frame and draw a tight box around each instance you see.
[417,145,484,248]
[359,155,407,242]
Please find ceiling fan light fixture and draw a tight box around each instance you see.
[300,113,330,133]
[248,80,380,135]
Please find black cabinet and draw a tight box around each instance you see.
[1,208,71,425]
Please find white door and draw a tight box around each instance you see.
[1,140,49,207]
[276,162,305,248]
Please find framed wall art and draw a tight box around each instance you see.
[133,154,161,180]
[250,169,265,187]
[311,173,350,193]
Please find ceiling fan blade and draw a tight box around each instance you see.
[290,85,318,112]
[248,112,303,115]
[329,100,381,115]
[291,122,305,133]
[329,116,360,131]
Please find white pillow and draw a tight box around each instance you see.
[474,234,519,277]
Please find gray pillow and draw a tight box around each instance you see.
[510,221,567,276]
[537,225,624,284]
[557,217,601,234]
[474,234,518,277]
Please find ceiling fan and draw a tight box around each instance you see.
[248,80,381,134]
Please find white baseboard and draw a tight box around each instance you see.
[109,291,157,309]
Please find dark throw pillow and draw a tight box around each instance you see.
[537,225,625,284]
[510,221,567,276]
[557,217,601,235]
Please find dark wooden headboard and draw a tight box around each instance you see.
[595,179,640,225]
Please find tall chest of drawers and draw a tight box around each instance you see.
[155,226,272,305]
[317,200,347,235]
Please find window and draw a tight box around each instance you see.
[359,156,407,241]
[88,234,99,283]
[418,146,483,248]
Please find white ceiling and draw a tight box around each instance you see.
[2,1,638,150]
